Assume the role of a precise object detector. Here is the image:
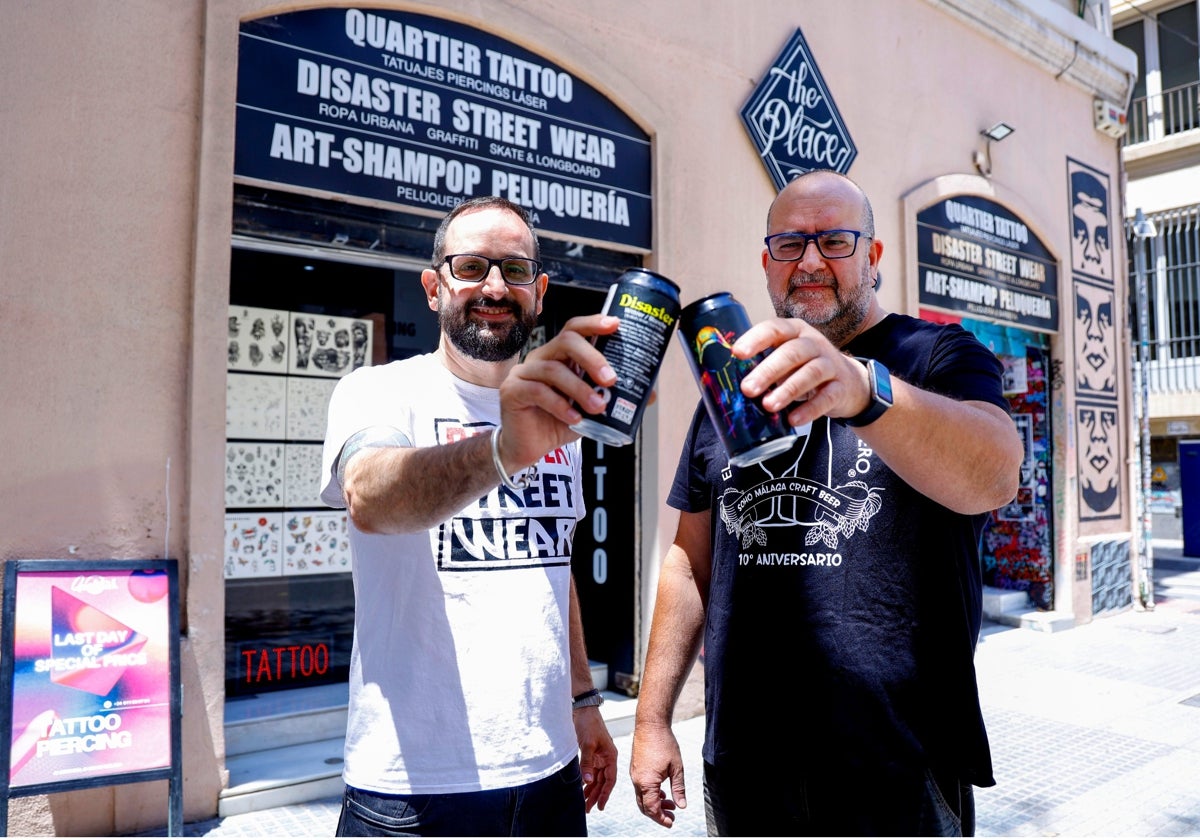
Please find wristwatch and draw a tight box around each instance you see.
[572,688,604,710]
[841,357,893,427]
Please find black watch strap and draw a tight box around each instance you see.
[841,357,893,427]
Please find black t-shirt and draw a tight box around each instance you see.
[668,313,1007,786]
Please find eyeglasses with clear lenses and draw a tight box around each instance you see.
[764,229,865,262]
[440,254,542,285]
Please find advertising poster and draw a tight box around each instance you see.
[3,561,178,793]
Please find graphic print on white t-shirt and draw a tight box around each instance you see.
[717,419,884,555]
[432,418,580,572]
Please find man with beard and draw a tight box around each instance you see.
[320,196,618,836]
[630,171,1023,836]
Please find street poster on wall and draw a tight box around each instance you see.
[1,559,182,836]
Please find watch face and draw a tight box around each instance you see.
[872,360,894,405]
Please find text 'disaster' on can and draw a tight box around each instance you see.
[570,268,681,446]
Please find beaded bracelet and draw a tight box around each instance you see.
[490,427,538,491]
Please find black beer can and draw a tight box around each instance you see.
[571,268,681,446]
[677,292,798,467]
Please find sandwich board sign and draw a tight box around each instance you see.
[1,558,182,836]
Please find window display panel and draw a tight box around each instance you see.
[226,249,402,695]
[224,574,355,696]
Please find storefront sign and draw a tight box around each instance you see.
[236,638,333,688]
[1,559,181,834]
[235,8,651,250]
[917,196,1059,333]
[740,28,857,189]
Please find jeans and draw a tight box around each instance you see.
[702,760,974,837]
[334,758,587,837]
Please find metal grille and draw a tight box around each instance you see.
[1127,205,1200,393]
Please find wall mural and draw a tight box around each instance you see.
[1069,164,1112,282]
[1073,279,1117,395]
[1066,157,1132,612]
[1067,158,1122,522]
[1077,401,1120,515]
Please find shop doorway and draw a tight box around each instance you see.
[923,313,1056,609]
[224,192,644,713]
[224,247,420,700]
[967,323,1056,609]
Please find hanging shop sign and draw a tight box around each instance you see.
[740,28,857,189]
[235,8,652,250]
[917,195,1059,333]
[1,559,182,836]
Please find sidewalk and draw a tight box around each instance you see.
[141,549,1200,837]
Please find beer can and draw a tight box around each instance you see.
[571,268,682,446]
[677,292,798,467]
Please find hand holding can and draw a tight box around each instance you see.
[570,268,681,446]
[677,292,798,467]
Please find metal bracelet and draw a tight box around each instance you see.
[572,688,604,710]
[490,427,537,491]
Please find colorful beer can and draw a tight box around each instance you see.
[571,268,681,446]
[677,292,798,467]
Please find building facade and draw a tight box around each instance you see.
[1114,0,1200,555]
[1,0,1136,833]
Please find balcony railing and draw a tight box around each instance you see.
[1124,79,1200,146]
[1146,343,1200,392]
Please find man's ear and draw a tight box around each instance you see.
[421,268,439,311]
[534,273,549,315]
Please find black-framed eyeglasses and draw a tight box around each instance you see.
[438,254,542,285]
[764,229,866,262]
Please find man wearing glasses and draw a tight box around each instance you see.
[631,170,1023,836]
[321,196,618,836]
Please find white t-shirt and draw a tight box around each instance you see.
[320,352,585,794]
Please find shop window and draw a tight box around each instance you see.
[224,249,407,696]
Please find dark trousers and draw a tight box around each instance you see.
[702,760,975,837]
[335,758,587,837]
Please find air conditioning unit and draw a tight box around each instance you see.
[1094,99,1128,139]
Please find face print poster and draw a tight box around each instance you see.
[1066,158,1112,282]
[3,561,178,791]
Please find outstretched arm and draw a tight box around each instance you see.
[340,314,619,533]
[736,318,1022,514]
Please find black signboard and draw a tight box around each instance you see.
[917,195,1059,333]
[236,8,651,250]
[740,28,857,189]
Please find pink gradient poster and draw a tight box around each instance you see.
[6,567,173,789]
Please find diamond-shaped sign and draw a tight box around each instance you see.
[740,29,857,190]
